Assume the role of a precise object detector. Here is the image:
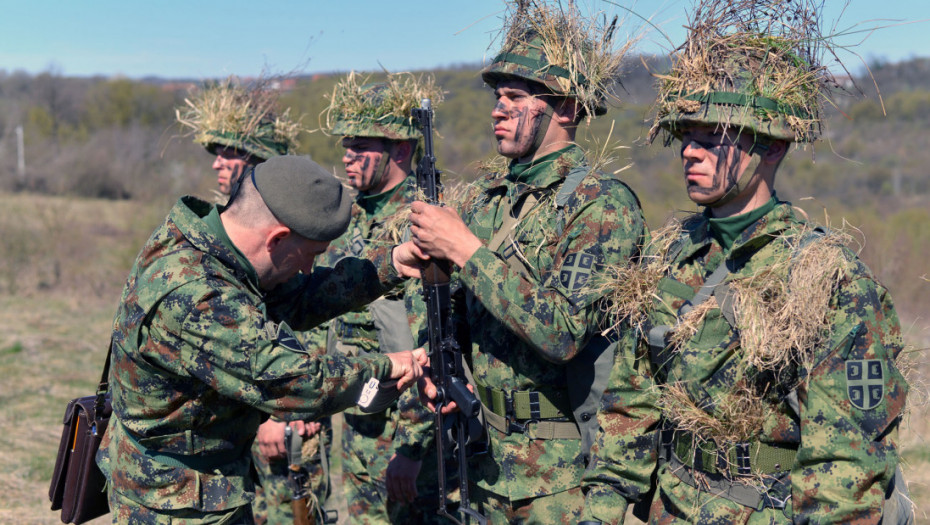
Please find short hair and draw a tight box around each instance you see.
[222,170,281,231]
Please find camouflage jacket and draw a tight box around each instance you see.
[318,175,432,446]
[403,145,646,500]
[97,196,403,513]
[584,202,908,523]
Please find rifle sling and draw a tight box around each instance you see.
[486,191,540,279]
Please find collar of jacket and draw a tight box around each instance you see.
[678,199,800,264]
[357,173,413,216]
[483,144,586,200]
[173,196,261,295]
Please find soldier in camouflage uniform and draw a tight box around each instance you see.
[408,3,646,523]
[97,155,428,524]
[318,73,450,524]
[582,1,912,523]
[177,81,330,524]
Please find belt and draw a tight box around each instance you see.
[672,432,796,478]
[667,452,791,510]
[475,380,579,439]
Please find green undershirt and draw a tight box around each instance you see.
[359,175,408,215]
[707,196,777,251]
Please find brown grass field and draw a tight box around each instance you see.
[0,192,926,523]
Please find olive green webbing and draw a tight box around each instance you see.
[492,52,577,82]
[480,404,581,440]
[475,379,572,420]
[673,434,797,477]
[673,91,810,119]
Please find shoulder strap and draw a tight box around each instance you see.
[94,337,114,420]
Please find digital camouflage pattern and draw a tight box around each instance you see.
[584,202,908,523]
[97,196,405,520]
[316,175,451,523]
[401,145,646,515]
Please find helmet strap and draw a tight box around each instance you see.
[705,141,767,209]
[529,102,554,155]
[367,140,393,194]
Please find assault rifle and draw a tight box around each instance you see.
[411,99,487,525]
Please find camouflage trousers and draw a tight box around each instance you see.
[472,485,584,525]
[108,490,254,524]
[252,424,332,525]
[342,413,453,525]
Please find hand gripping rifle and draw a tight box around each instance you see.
[411,99,487,525]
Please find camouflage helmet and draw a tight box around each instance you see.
[323,71,443,141]
[651,0,835,145]
[481,1,634,118]
[176,77,302,161]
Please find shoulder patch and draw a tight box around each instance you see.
[559,252,594,290]
[269,321,303,353]
[349,226,365,257]
[846,359,884,410]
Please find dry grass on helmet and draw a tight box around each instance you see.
[497,0,639,118]
[320,70,445,136]
[175,76,302,152]
[650,0,846,143]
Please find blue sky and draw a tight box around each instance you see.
[1,1,927,79]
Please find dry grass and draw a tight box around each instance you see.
[731,226,852,372]
[650,0,846,144]
[175,75,303,154]
[493,0,640,118]
[319,71,445,137]
[596,219,686,334]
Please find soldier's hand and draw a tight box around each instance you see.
[387,348,428,390]
[417,375,469,415]
[409,201,482,267]
[392,241,429,278]
[256,419,289,460]
[294,420,322,439]
[386,453,422,503]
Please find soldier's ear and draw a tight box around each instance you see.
[552,97,580,125]
[761,140,789,165]
[265,225,292,254]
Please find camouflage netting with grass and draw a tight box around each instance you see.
[176,76,303,160]
[650,0,850,144]
[320,71,444,141]
[482,0,639,118]
[600,216,859,461]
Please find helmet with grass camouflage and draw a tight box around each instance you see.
[651,1,834,144]
[324,71,443,141]
[481,2,632,118]
[482,33,608,116]
[654,42,817,143]
[176,77,301,161]
[201,119,290,160]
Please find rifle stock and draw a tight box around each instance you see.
[412,99,487,525]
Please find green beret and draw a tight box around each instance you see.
[253,156,352,241]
